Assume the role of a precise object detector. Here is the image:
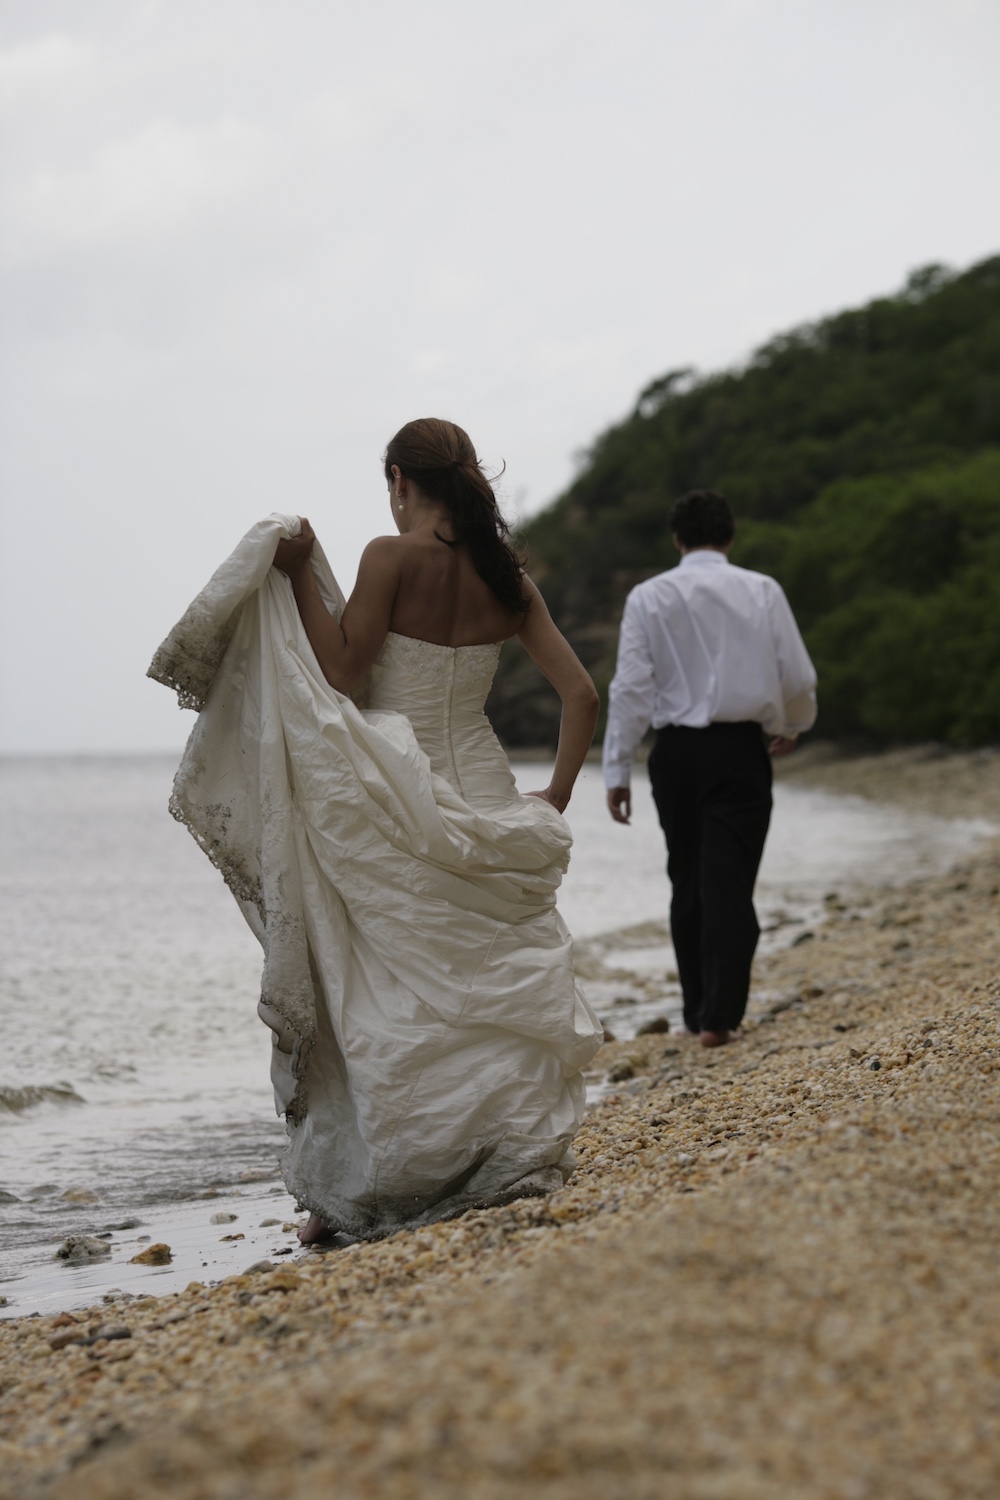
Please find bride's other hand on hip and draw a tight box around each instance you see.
[525,787,569,814]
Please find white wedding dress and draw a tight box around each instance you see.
[149,516,603,1238]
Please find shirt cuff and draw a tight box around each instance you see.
[602,758,632,791]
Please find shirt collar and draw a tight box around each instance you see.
[678,549,729,568]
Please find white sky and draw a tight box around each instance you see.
[2,0,998,753]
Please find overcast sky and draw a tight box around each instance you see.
[2,0,998,753]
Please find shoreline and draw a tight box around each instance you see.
[7,746,988,1323]
[2,745,999,1498]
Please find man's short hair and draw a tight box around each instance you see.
[669,490,734,549]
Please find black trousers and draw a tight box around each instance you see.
[647,722,773,1034]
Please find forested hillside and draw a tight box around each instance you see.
[487,256,1000,746]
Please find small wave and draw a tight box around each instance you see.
[0,1082,86,1115]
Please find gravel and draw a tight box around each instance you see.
[2,746,999,1500]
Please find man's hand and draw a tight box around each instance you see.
[607,787,631,824]
[274,518,316,577]
[768,735,798,757]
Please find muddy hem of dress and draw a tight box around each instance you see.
[282,1160,570,1243]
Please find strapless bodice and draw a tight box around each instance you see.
[367,631,515,803]
[370,631,502,712]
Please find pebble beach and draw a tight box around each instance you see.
[2,745,999,1500]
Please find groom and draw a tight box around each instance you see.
[603,490,817,1047]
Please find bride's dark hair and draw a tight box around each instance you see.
[383,418,528,614]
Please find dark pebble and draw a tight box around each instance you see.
[49,1325,131,1351]
[607,1061,635,1083]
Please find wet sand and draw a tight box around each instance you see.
[1,1183,302,1322]
[2,745,999,1500]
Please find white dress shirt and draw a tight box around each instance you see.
[602,550,818,789]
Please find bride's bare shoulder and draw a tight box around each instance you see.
[357,532,445,585]
[362,532,435,557]
[360,533,411,559]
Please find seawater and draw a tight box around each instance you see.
[0,754,993,1315]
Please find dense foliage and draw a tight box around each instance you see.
[487,256,1000,746]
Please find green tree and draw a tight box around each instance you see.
[488,257,1000,747]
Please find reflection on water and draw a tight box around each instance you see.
[0,754,993,1312]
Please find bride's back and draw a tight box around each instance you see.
[387,530,523,648]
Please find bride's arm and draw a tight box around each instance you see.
[516,578,600,813]
[275,523,400,693]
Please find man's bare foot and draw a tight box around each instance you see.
[699,1028,742,1048]
[297,1213,335,1246]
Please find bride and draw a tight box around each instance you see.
[152,417,604,1246]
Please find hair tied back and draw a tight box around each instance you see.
[383,418,526,612]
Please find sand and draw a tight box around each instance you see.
[2,744,999,1500]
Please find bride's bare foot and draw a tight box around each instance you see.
[297,1213,334,1245]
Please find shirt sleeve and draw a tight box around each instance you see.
[602,590,657,788]
[767,583,818,736]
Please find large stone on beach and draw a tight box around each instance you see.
[129,1242,172,1265]
[55,1235,111,1262]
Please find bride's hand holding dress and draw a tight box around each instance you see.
[272,518,316,577]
